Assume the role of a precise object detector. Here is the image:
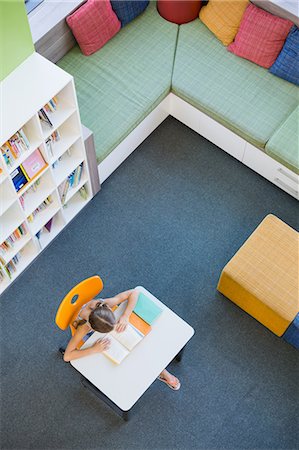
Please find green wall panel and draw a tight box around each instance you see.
[0,0,34,81]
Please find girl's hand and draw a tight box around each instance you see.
[91,338,110,353]
[115,315,129,333]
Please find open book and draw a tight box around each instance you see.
[103,323,144,365]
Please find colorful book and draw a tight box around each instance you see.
[129,312,152,336]
[79,185,88,200]
[11,166,29,192]
[44,219,53,233]
[133,293,163,325]
[38,108,53,127]
[21,149,47,179]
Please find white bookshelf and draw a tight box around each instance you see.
[0,52,92,295]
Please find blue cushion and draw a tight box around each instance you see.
[269,26,299,86]
[283,313,299,349]
[110,0,149,27]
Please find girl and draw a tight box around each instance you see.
[63,288,180,390]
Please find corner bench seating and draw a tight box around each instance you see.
[58,4,178,163]
[57,2,299,197]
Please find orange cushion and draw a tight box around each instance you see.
[199,0,249,46]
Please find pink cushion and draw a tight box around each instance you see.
[227,3,293,68]
[66,0,121,56]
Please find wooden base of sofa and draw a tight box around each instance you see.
[98,93,299,200]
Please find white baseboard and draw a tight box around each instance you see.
[243,142,299,200]
[97,93,298,199]
[98,96,170,183]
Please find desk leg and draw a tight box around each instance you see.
[174,345,186,362]
[81,377,131,421]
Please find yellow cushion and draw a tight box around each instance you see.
[217,215,299,336]
[199,0,249,46]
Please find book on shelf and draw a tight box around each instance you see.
[1,128,30,168]
[79,185,88,200]
[58,162,84,205]
[45,129,61,157]
[27,196,53,222]
[0,223,28,256]
[11,166,29,192]
[133,292,163,325]
[38,108,53,128]
[44,218,53,232]
[21,148,47,180]
[0,269,5,284]
[38,97,58,128]
[4,252,21,279]
[19,179,42,210]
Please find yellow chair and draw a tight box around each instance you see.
[55,275,104,349]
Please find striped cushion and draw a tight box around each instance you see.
[66,0,120,56]
[59,3,178,163]
[199,0,249,46]
[270,26,299,86]
[172,20,299,148]
[266,106,299,175]
[228,3,293,68]
[110,0,149,27]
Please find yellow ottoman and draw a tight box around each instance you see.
[217,214,299,336]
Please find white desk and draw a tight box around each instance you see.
[70,286,194,419]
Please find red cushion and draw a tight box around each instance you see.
[66,0,121,56]
[227,3,293,68]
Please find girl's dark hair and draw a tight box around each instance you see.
[88,302,116,333]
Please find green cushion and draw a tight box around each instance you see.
[266,106,299,174]
[58,3,178,163]
[172,20,299,149]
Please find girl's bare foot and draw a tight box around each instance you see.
[158,369,181,390]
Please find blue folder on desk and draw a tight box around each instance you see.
[133,293,162,325]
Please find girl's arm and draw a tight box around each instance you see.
[105,289,139,332]
[63,324,110,362]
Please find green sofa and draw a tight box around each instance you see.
[58,3,178,163]
[58,2,299,178]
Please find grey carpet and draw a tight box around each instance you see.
[1,117,298,450]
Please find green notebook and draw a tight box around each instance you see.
[133,293,162,325]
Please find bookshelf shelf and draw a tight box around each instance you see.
[64,174,88,205]
[0,179,18,215]
[63,183,91,223]
[7,142,44,175]
[0,273,10,293]
[21,172,56,216]
[0,52,93,295]
[0,204,24,244]
[0,172,6,184]
[0,233,31,266]
[49,132,81,164]
[4,241,39,284]
[38,211,65,250]
[27,195,60,237]
[55,157,85,187]
[17,163,50,197]
[40,106,76,140]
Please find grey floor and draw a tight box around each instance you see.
[1,117,298,450]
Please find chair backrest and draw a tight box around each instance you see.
[55,276,104,335]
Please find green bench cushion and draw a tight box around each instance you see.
[172,20,299,149]
[58,3,178,163]
[266,106,299,174]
